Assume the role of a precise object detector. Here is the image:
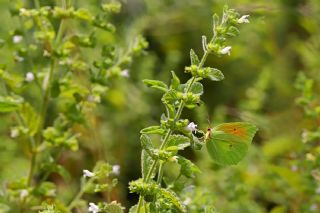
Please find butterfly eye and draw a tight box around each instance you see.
[207,128,211,131]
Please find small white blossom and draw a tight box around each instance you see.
[20,189,28,199]
[220,46,232,55]
[43,50,51,57]
[120,69,129,78]
[13,35,23,43]
[183,197,191,205]
[25,72,35,82]
[169,156,178,163]
[238,15,250,24]
[19,8,28,16]
[83,169,95,178]
[112,165,120,175]
[88,202,100,213]
[186,122,197,133]
[10,128,19,138]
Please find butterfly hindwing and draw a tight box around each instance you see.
[206,122,258,165]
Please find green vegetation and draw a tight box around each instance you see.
[0,0,319,212]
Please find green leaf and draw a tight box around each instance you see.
[20,103,40,136]
[140,126,165,135]
[166,135,190,151]
[179,82,203,95]
[158,188,186,212]
[177,156,201,178]
[162,90,178,105]
[0,96,22,112]
[190,49,200,65]
[143,79,168,92]
[170,71,180,90]
[103,201,125,213]
[207,68,224,81]
[206,122,258,165]
[140,134,153,150]
[141,150,155,179]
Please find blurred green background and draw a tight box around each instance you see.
[1,0,320,212]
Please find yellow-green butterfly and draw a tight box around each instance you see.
[205,122,258,165]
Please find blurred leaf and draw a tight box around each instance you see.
[143,79,168,92]
[0,96,22,112]
[177,156,201,178]
[190,49,200,66]
[207,68,224,81]
[20,102,40,136]
[140,126,165,135]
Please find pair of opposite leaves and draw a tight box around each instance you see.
[205,122,258,166]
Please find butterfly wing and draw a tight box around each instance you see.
[206,122,258,165]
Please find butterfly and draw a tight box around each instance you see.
[205,122,258,166]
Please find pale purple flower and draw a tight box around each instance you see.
[186,122,197,133]
[220,46,232,55]
[83,169,95,178]
[238,15,250,24]
[120,69,129,78]
[88,202,100,213]
[13,35,23,43]
[25,72,35,82]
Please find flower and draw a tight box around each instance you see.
[238,15,250,24]
[13,35,23,43]
[10,128,19,138]
[112,165,120,175]
[20,189,28,199]
[88,202,100,213]
[83,169,95,178]
[25,72,35,82]
[220,46,232,55]
[120,69,129,78]
[186,122,197,133]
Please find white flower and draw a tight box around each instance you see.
[88,202,100,213]
[238,15,250,24]
[13,35,23,43]
[112,165,120,175]
[220,46,232,55]
[310,204,318,212]
[43,50,51,57]
[120,69,129,78]
[169,156,178,163]
[183,197,191,205]
[25,72,35,82]
[20,189,28,199]
[83,169,95,178]
[10,128,19,138]
[186,122,197,133]
[19,8,28,16]
[316,187,320,194]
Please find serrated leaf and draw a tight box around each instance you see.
[20,103,40,136]
[170,71,180,90]
[141,150,155,179]
[140,126,165,135]
[177,156,201,178]
[0,96,22,112]
[207,68,224,81]
[162,90,178,105]
[143,79,168,92]
[190,49,200,65]
[103,201,125,213]
[166,135,190,151]
[140,134,153,150]
[158,188,186,212]
[179,82,203,95]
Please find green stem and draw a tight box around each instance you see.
[27,0,68,187]
[34,0,40,9]
[136,42,213,213]
[67,178,93,210]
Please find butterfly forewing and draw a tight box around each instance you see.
[206,122,258,165]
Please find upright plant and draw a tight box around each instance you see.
[0,0,146,212]
[129,7,257,213]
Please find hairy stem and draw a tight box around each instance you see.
[27,0,68,187]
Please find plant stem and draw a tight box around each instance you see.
[68,178,94,210]
[136,40,213,212]
[27,0,68,187]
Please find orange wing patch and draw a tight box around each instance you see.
[217,123,247,139]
